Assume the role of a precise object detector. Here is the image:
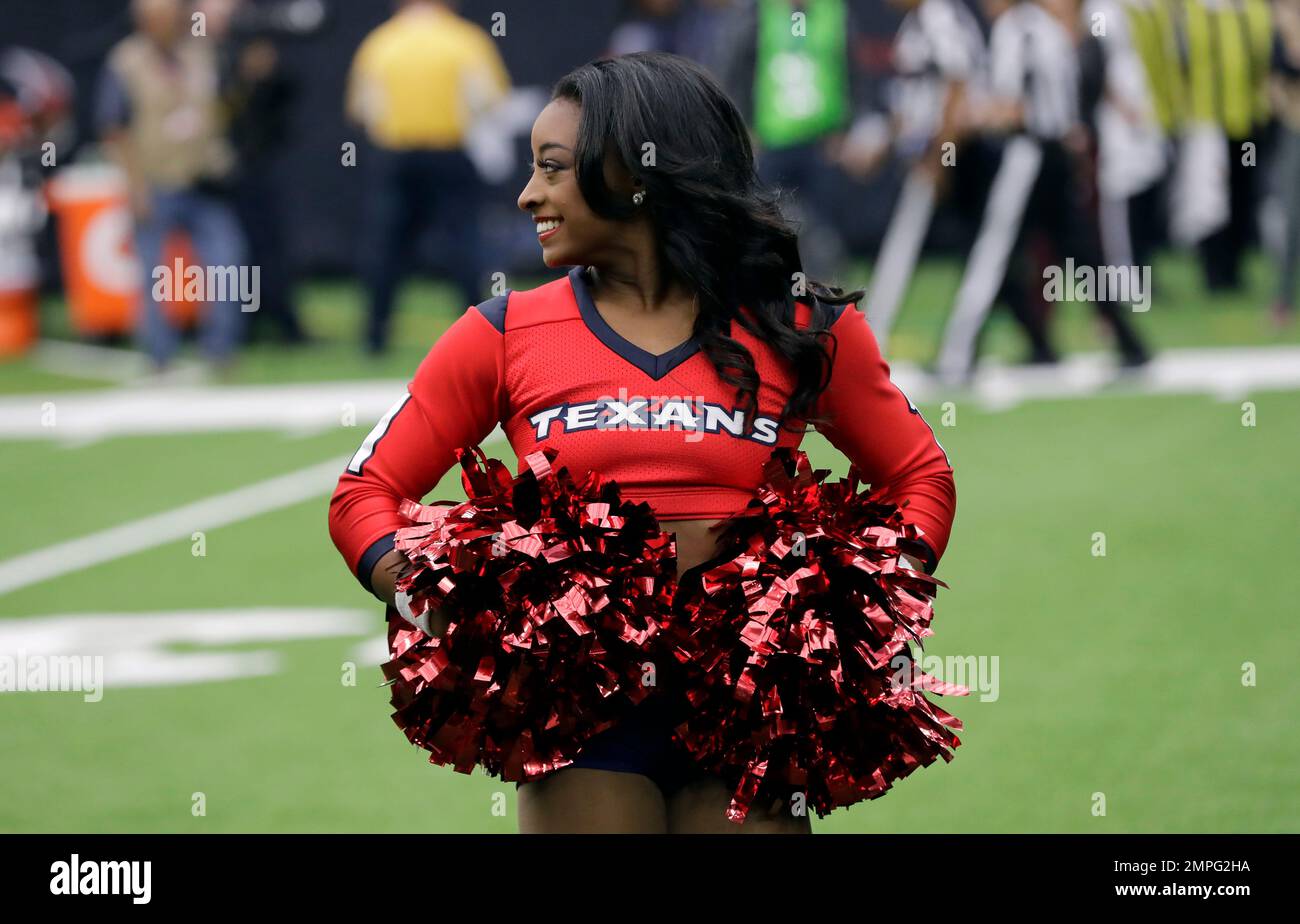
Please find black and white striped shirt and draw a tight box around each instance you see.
[988,1,1080,140]
[891,0,988,148]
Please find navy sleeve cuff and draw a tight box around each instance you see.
[914,537,939,575]
[356,532,397,595]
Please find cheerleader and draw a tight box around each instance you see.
[328,51,957,834]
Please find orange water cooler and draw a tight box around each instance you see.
[0,160,42,354]
[44,163,199,341]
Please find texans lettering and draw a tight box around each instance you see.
[529,397,781,445]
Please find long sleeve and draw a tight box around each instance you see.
[809,302,956,573]
[328,303,507,593]
[988,10,1028,103]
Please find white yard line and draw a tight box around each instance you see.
[0,380,416,443]
[0,427,508,596]
[0,608,379,690]
[3,346,1299,443]
[895,346,1300,411]
[0,457,346,597]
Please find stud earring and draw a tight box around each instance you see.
[632,190,645,205]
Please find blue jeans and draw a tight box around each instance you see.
[359,147,485,352]
[133,186,247,367]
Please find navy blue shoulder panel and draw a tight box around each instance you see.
[472,292,510,334]
[822,298,850,325]
[804,294,849,329]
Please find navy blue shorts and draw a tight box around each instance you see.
[513,690,715,797]
[573,692,713,794]
[514,562,726,796]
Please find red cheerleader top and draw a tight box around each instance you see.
[329,265,955,592]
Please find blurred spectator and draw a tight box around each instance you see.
[1269,0,1300,326]
[882,0,986,177]
[718,0,868,284]
[1182,0,1274,291]
[0,46,73,355]
[1084,0,1179,274]
[849,0,990,346]
[222,31,308,345]
[346,0,510,355]
[96,0,248,373]
[934,0,1150,382]
[0,46,75,156]
[606,0,736,75]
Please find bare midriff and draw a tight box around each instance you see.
[659,517,728,580]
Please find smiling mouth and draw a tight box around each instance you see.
[536,217,563,241]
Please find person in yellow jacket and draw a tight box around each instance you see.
[1180,0,1273,290]
[346,0,511,353]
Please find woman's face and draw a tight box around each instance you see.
[517,98,642,268]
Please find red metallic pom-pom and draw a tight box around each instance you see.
[663,447,968,823]
[380,444,677,783]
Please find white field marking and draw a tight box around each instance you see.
[0,380,430,444]
[0,427,508,597]
[0,608,375,689]
[885,346,1300,412]
[5,345,1299,444]
[0,457,348,597]
[351,634,391,669]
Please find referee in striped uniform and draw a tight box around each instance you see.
[862,0,992,349]
[935,0,1151,384]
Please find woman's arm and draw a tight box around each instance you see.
[367,548,408,611]
[328,299,508,607]
[366,547,452,635]
[806,301,956,573]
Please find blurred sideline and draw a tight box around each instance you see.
[2,344,1297,443]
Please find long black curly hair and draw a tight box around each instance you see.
[551,50,864,435]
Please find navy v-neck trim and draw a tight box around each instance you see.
[568,265,702,380]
